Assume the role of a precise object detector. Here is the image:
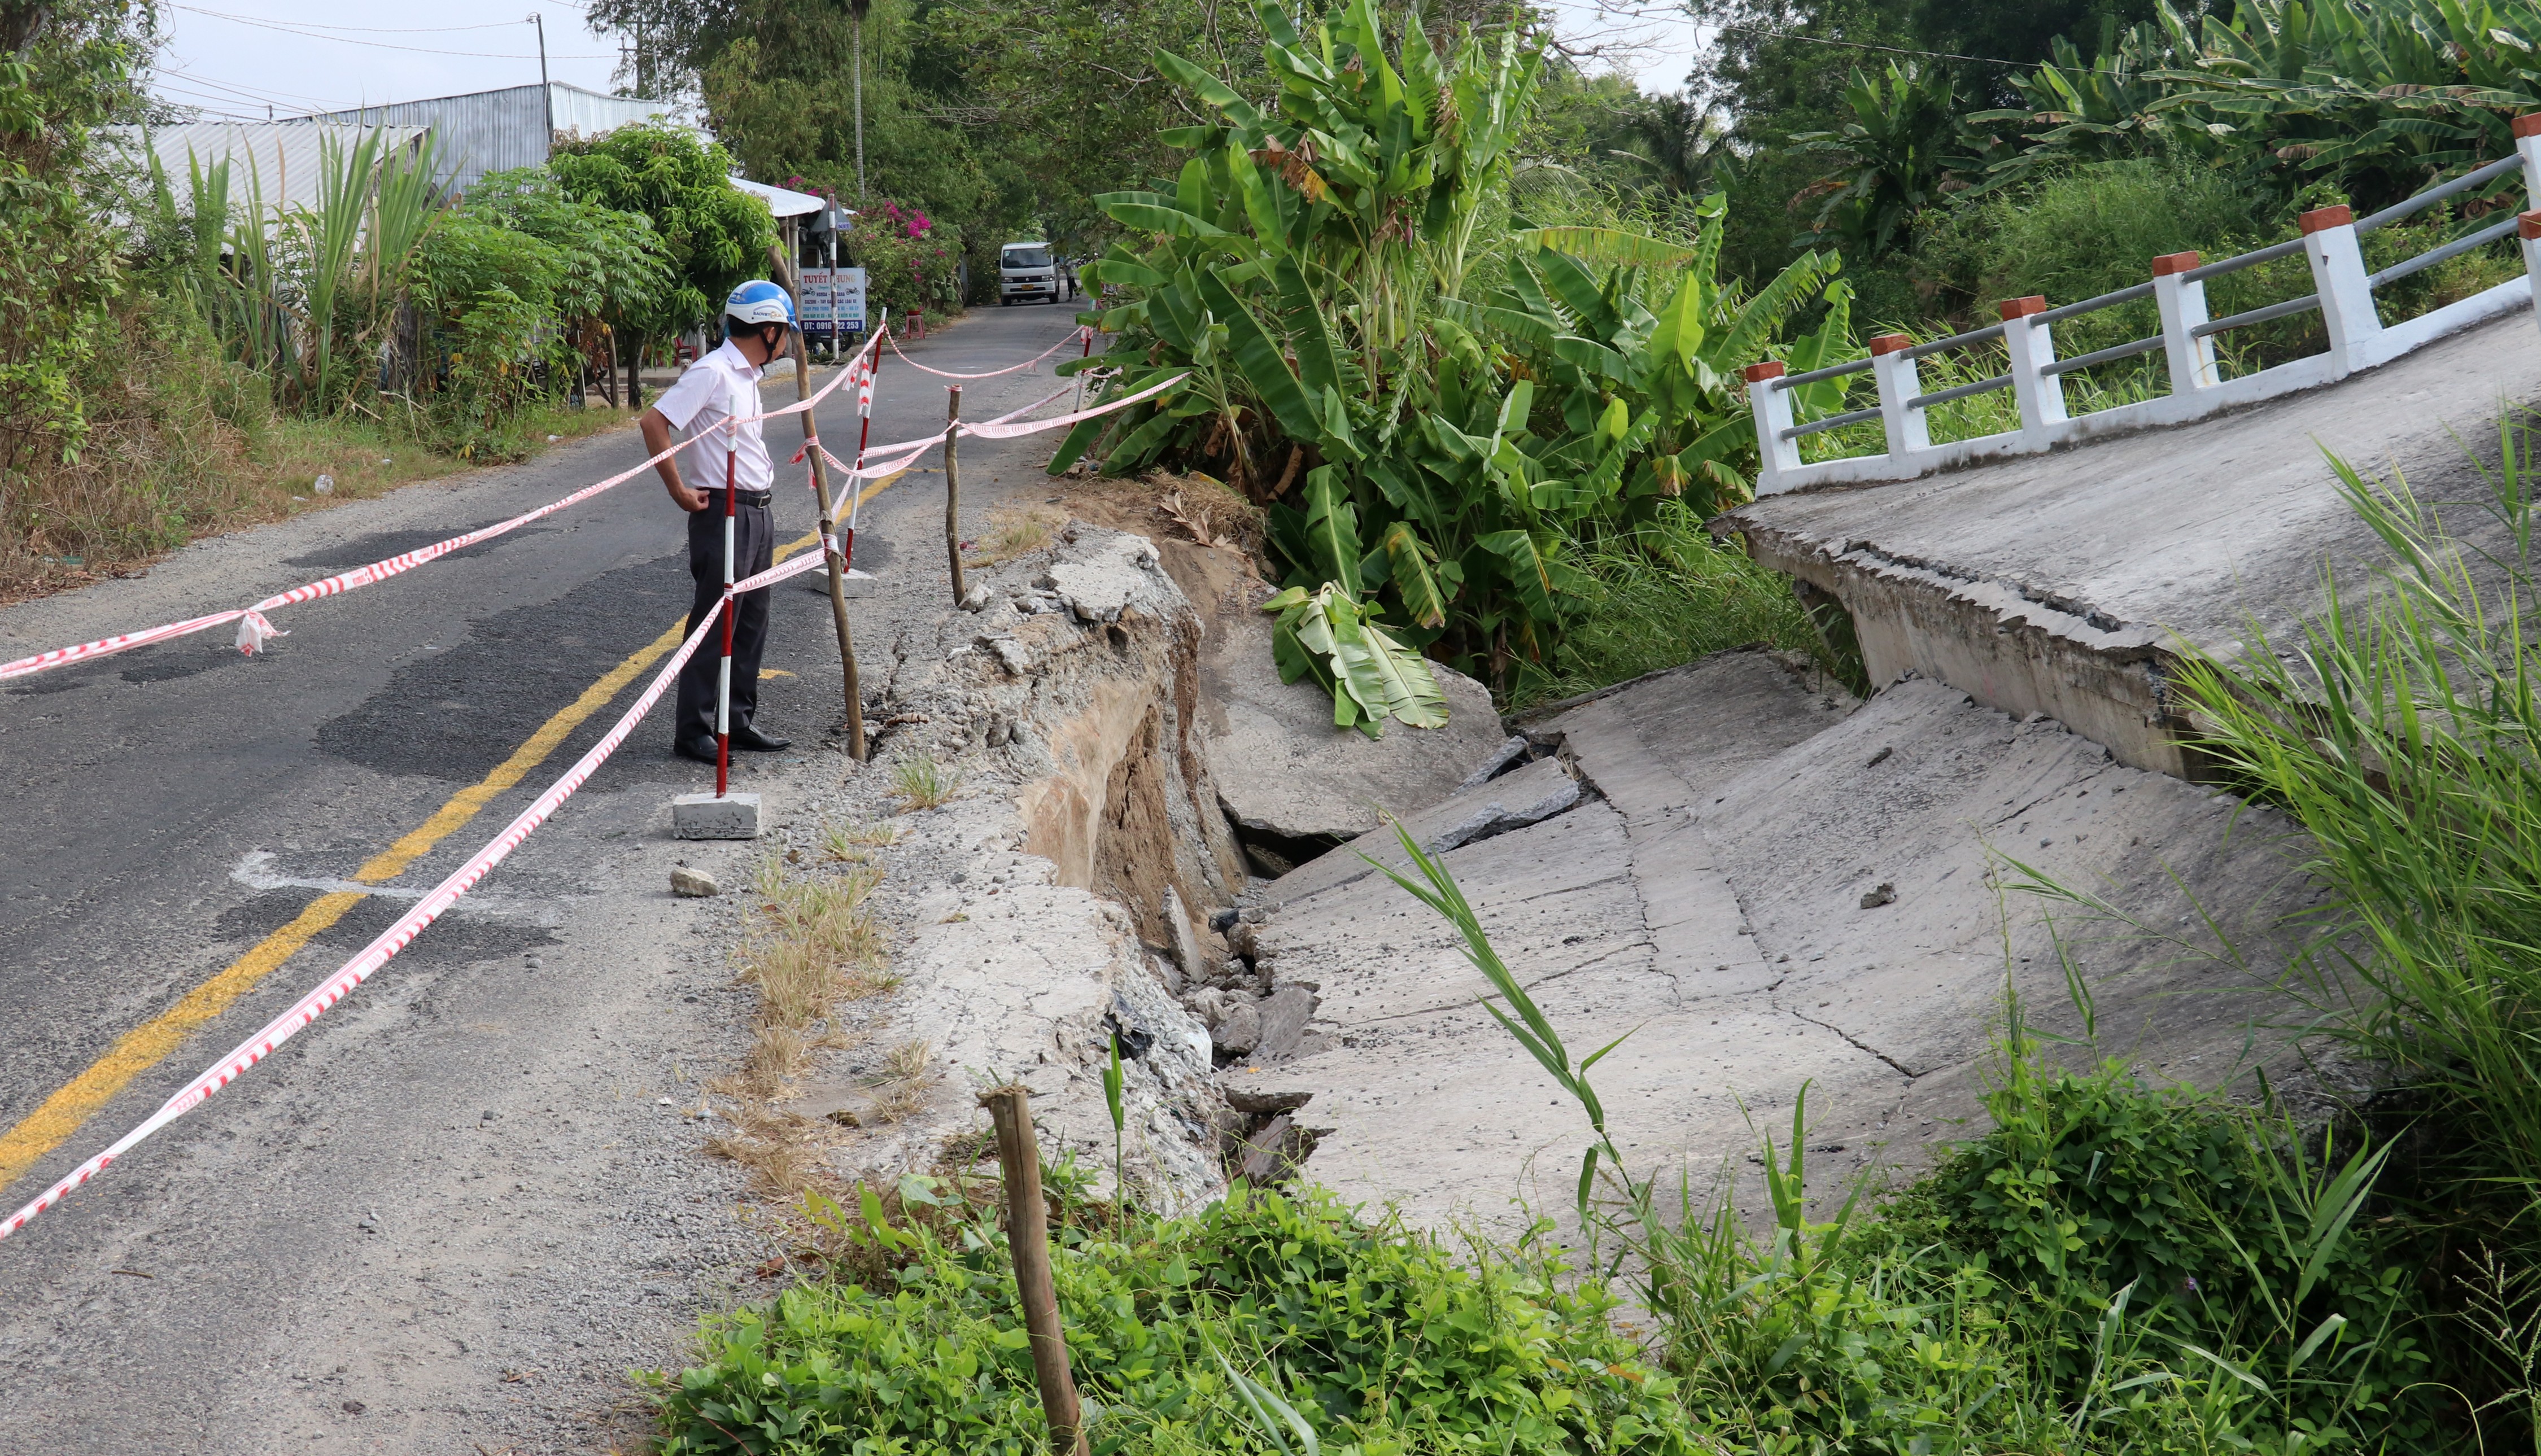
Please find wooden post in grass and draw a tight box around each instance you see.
[944,384,967,606]
[980,1084,1090,1456]
[766,242,867,760]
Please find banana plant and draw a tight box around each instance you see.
[1788,61,1967,260]
[1058,0,1843,704]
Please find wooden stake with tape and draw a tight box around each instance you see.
[980,1084,1090,1456]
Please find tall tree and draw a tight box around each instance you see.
[548,123,775,403]
[0,0,152,470]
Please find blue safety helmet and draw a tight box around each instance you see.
[724,279,797,330]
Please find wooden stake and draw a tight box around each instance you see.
[980,1085,1091,1456]
[766,242,867,760]
[944,383,967,606]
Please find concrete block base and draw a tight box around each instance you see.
[671,791,762,840]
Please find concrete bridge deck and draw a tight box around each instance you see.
[1723,307,2541,777]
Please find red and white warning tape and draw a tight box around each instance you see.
[884,323,1093,379]
[0,331,884,685]
[0,341,1186,1243]
[0,549,837,1244]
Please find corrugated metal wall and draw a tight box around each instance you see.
[100,123,429,215]
[295,84,677,193]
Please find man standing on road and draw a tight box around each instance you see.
[639,281,798,764]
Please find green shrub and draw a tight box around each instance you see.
[1894,1025,2429,1442]
[652,1180,1700,1455]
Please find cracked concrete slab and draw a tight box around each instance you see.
[1232,648,2340,1235]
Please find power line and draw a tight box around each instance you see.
[173,7,527,33]
[168,5,613,60]
[157,65,347,110]
[146,88,268,120]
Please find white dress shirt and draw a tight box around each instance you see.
[650,339,774,493]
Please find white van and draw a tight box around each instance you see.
[999,242,1058,305]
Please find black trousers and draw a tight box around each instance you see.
[675,491,775,744]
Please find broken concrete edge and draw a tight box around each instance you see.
[789,524,1341,1210]
[1198,573,1512,847]
[1503,641,1797,729]
[1719,513,2201,780]
[1262,754,1592,910]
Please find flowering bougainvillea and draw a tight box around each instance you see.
[845,196,962,318]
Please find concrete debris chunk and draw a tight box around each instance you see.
[1252,985,1318,1060]
[1453,734,1534,791]
[1213,998,1263,1058]
[1161,885,1207,985]
[1225,1087,1313,1116]
[959,582,993,612]
[669,865,722,897]
[1203,580,1509,845]
[1037,539,1156,622]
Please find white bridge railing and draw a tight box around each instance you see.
[1745,116,2541,497]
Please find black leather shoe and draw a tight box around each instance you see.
[673,734,721,764]
[729,722,792,752]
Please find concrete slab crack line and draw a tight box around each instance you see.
[1786,1007,1921,1080]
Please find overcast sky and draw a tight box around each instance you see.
[147,0,1706,123]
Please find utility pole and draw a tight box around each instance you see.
[527,12,553,158]
[849,0,869,198]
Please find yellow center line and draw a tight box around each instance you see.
[0,470,909,1192]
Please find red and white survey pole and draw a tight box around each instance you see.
[840,309,887,574]
[715,443,738,797]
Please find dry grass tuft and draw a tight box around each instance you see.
[962,504,1065,569]
[710,855,897,1157]
[889,755,960,812]
[741,862,890,1030]
[858,1039,934,1126]
[702,1101,835,1197]
[1146,469,1261,550]
[819,816,900,862]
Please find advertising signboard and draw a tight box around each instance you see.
[798,267,869,338]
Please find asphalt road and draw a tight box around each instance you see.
[0,298,1090,1451]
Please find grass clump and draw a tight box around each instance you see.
[889,754,960,812]
[650,1178,1705,1455]
[713,858,894,1121]
[818,816,900,862]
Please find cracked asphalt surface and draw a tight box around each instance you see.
[0,299,1088,1453]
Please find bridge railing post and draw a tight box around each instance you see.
[1868,333,1927,462]
[2520,212,2541,346]
[2301,203,2380,378]
[2515,113,2541,207]
[1744,361,1800,493]
[2152,251,2217,397]
[1997,295,2066,441]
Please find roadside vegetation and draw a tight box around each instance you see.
[1,5,783,600]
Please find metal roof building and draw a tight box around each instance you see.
[289,82,684,193]
[101,122,430,213]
